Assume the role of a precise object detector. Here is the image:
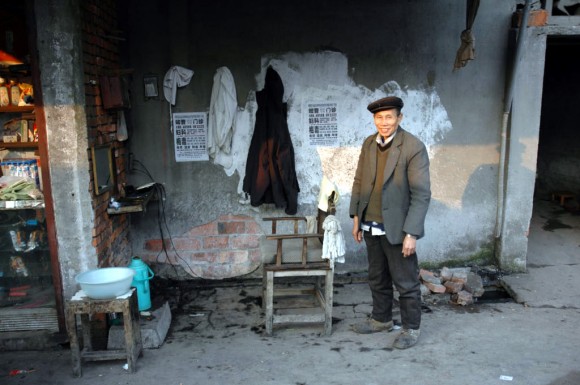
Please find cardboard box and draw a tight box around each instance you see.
[3,135,18,143]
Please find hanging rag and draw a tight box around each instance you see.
[453,0,480,71]
[116,110,128,141]
[321,215,345,267]
[163,65,194,130]
[207,66,238,168]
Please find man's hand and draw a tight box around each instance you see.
[402,235,416,257]
[352,216,363,243]
[352,228,363,243]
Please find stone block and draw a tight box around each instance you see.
[420,283,431,297]
[108,301,171,350]
[420,269,441,285]
[465,272,485,297]
[424,281,446,294]
[440,267,453,282]
[452,290,473,306]
[450,273,468,285]
[444,280,463,294]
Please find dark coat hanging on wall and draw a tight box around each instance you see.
[243,66,300,215]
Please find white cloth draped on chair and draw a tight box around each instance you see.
[321,215,345,266]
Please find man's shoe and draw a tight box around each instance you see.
[351,318,393,334]
[393,328,420,349]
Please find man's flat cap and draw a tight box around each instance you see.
[367,96,404,113]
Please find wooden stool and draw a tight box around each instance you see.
[65,288,143,377]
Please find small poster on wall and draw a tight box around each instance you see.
[306,101,338,146]
[172,112,209,162]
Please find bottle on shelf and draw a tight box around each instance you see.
[0,77,10,107]
[9,80,21,107]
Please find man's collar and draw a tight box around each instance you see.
[376,129,398,147]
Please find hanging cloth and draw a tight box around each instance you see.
[207,67,238,168]
[242,66,300,215]
[453,0,480,71]
[116,110,128,141]
[321,215,345,267]
[163,65,194,131]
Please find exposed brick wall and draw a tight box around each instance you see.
[141,215,263,279]
[81,0,131,266]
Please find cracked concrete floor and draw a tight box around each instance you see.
[1,198,579,384]
[1,276,579,385]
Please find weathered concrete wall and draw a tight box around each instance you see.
[121,0,527,277]
[32,0,133,299]
[497,29,546,272]
[34,0,97,298]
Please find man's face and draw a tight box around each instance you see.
[373,108,403,138]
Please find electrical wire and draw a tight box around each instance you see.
[131,158,201,279]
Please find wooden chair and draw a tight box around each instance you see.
[261,213,334,336]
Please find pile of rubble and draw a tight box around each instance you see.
[420,267,485,306]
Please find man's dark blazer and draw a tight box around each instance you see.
[349,127,431,244]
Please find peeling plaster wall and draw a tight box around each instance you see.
[124,0,522,275]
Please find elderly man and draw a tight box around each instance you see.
[349,96,431,349]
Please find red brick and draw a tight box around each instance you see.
[185,222,218,237]
[450,275,467,285]
[225,250,250,264]
[203,236,229,249]
[213,251,230,264]
[230,235,260,249]
[193,251,218,263]
[218,214,253,221]
[218,221,245,234]
[145,239,170,252]
[452,290,474,306]
[424,281,447,294]
[444,280,463,294]
[171,237,202,251]
[420,269,441,285]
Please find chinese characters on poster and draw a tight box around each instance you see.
[306,102,338,146]
[172,112,209,162]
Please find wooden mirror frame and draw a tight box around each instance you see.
[91,145,115,195]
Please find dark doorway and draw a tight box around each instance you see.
[527,36,580,276]
[535,36,580,205]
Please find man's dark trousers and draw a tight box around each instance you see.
[364,232,421,330]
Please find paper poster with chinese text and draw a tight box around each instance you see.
[172,112,209,162]
[306,102,338,146]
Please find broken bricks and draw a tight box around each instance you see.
[419,267,485,306]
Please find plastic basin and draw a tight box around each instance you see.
[75,267,135,299]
